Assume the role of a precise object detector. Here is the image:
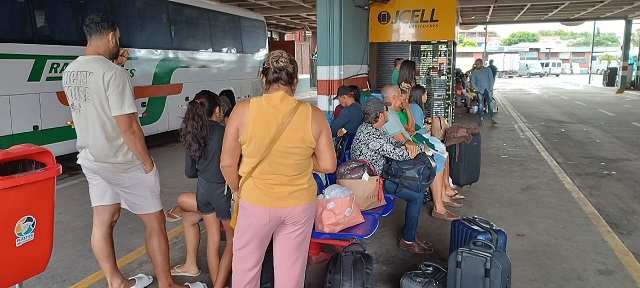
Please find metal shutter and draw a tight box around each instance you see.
[375,43,411,90]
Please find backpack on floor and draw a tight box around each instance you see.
[401,262,447,288]
[325,243,374,288]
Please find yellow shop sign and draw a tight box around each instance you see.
[370,0,457,42]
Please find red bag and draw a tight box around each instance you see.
[315,195,365,233]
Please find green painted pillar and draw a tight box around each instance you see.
[618,20,633,93]
[317,0,369,112]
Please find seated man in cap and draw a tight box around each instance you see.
[350,97,433,254]
[331,85,362,137]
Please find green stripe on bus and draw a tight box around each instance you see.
[0,56,190,147]
[0,126,77,149]
[141,58,191,126]
[0,54,78,82]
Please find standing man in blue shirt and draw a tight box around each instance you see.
[470,58,497,126]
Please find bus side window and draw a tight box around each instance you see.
[168,4,213,52]
[241,18,267,54]
[210,10,242,53]
[30,0,110,45]
[0,0,35,43]
[113,0,172,50]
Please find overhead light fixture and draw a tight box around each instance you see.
[471,16,476,19]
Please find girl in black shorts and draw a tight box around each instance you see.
[170,90,232,288]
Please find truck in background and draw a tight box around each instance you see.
[488,53,520,78]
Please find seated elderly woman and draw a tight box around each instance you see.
[350,97,433,254]
[379,85,461,222]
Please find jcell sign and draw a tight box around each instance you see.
[370,0,457,42]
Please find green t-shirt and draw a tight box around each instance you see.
[391,69,399,85]
[398,110,435,150]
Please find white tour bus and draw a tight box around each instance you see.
[0,0,267,156]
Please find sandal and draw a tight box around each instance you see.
[448,192,466,200]
[165,206,181,222]
[129,274,153,288]
[171,265,201,277]
[185,282,208,288]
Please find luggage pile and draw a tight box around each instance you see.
[399,216,512,288]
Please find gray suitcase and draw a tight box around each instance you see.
[447,240,511,288]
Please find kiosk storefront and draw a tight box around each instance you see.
[369,0,458,121]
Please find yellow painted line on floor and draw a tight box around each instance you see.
[500,94,640,287]
[70,225,184,288]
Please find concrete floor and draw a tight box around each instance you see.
[22,77,640,287]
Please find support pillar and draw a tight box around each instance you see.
[617,20,633,93]
[317,0,369,114]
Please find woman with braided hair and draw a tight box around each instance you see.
[220,50,336,287]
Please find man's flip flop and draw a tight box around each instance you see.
[165,206,182,222]
[171,265,201,277]
[185,282,208,288]
[129,274,153,288]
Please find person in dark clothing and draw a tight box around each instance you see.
[488,59,498,78]
[219,90,236,123]
[348,85,362,103]
[170,90,233,288]
[331,85,363,137]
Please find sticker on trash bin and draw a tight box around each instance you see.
[14,215,36,247]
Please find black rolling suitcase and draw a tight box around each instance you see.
[447,133,481,186]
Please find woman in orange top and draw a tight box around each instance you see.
[220,50,336,288]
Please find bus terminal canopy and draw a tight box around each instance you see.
[458,0,640,26]
[219,0,640,31]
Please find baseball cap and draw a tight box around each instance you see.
[333,86,353,100]
[362,97,391,117]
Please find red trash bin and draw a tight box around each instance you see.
[0,144,62,287]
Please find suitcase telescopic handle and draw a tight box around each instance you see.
[470,239,496,251]
[470,216,496,229]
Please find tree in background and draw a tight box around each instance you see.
[502,31,540,46]
[460,40,479,47]
[567,28,620,47]
[458,33,479,47]
[632,28,640,47]
[538,29,589,40]
[488,31,499,37]
[598,54,619,68]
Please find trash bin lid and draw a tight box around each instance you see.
[0,144,62,189]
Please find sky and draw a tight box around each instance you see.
[481,20,630,38]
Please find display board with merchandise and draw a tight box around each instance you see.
[410,41,456,122]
